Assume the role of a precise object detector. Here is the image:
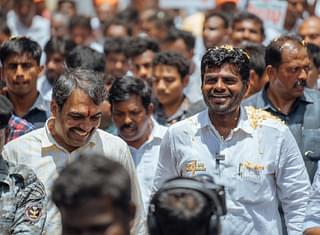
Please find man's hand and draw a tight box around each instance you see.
[304,227,320,235]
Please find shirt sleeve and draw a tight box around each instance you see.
[120,144,147,235]
[304,167,320,231]
[276,127,311,235]
[152,128,180,193]
[11,169,47,235]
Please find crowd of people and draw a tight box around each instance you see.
[1,0,320,234]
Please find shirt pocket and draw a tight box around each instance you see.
[233,168,273,204]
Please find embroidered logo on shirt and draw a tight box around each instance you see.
[186,160,206,176]
[25,203,42,222]
[240,161,265,171]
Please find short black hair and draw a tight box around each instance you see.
[241,42,266,78]
[65,46,105,73]
[204,10,229,29]
[44,37,76,57]
[232,11,265,39]
[104,37,129,56]
[69,15,91,31]
[126,37,159,59]
[153,51,190,79]
[52,68,107,110]
[0,36,42,65]
[108,76,152,110]
[151,188,211,235]
[306,43,320,68]
[147,10,175,30]
[164,28,195,51]
[265,35,305,68]
[104,17,132,37]
[52,153,131,211]
[201,46,250,83]
[57,0,76,9]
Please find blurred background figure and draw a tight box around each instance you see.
[126,37,160,85]
[52,154,135,235]
[306,43,320,90]
[299,16,320,48]
[7,0,50,48]
[241,42,268,98]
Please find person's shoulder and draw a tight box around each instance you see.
[32,15,50,27]
[95,129,128,147]
[244,106,287,131]
[169,110,205,133]
[242,90,263,106]
[305,88,320,101]
[5,127,44,148]
[7,161,46,197]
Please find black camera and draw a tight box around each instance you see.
[194,174,227,216]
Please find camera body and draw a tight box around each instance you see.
[194,174,227,216]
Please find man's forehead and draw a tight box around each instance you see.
[280,43,308,61]
[205,63,239,74]
[5,53,37,63]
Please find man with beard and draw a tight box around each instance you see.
[243,35,320,182]
[109,76,167,212]
[38,37,76,101]
[152,46,310,235]
[2,69,146,235]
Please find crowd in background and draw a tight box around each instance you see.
[1,0,320,234]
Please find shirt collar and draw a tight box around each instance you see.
[30,93,50,113]
[198,107,254,136]
[261,84,313,110]
[151,118,167,140]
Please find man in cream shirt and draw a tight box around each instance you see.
[2,69,146,235]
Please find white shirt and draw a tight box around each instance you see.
[2,119,146,235]
[7,10,50,49]
[129,120,167,212]
[304,167,320,231]
[37,75,53,102]
[153,106,310,235]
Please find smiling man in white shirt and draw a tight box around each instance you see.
[152,46,310,235]
[2,69,146,235]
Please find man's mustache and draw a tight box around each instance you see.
[294,80,307,87]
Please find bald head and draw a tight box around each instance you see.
[299,16,320,47]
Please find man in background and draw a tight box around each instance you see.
[52,154,135,235]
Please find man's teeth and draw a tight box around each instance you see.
[73,129,88,136]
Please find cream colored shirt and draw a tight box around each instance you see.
[2,119,146,235]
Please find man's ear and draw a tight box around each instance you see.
[128,202,136,228]
[147,103,154,116]
[37,65,45,77]
[266,65,276,81]
[182,75,189,88]
[51,100,58,117]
